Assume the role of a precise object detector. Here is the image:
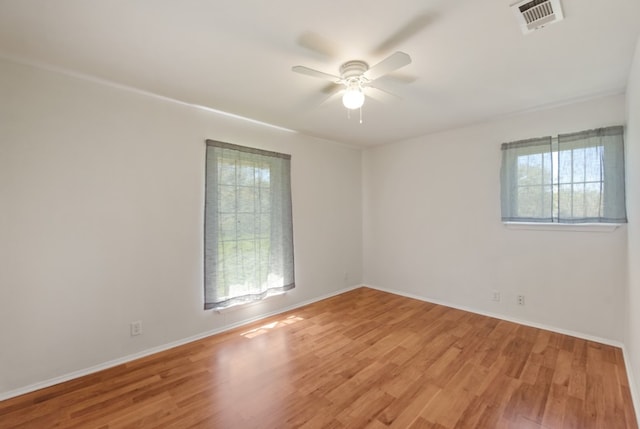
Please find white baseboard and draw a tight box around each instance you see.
[363,284,623,347]
[622,345,640,426]
[0,285,361,402]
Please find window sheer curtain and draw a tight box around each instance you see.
[500,126,626,223]
[501,136,553,222]
[557,126,626,223]
[204,140,295,310]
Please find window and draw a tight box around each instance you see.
[500,126,626,224]
[204,140,294,310]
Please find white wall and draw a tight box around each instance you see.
[0,59,363,398]
[363,94,628,342]
[625,36,640,412]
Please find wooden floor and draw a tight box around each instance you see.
[0,288,637,428]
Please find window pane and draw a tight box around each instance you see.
[218,241,239,288]
[259,213,270,237]
[259,187,271,210]
[584,182,602,217]
[558,150,572,184]
[257,167,270,186]
[219,160,236,185]
[238,239,257,270]
[584,146,602,182]
[543,152,553,185]
[558,184,572,219]
[517,154,542,185]
[238,186,256,213]
[219,184,236,213]
[541,185,553,217]
[219,213,237,240]
[517,186,543,217]
[572,148,585,183]
[552,183,559,218]
[572,183,585,218]
[259,238,270,258]
[238,163,256,186]
[237,213,256,238]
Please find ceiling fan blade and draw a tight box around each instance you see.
[365,85,401,103]
[292,65,341,83]
[364,51,412,81]
[372,12,435,55]
[321,82,342,94]
[368,75,416,98]
[376,73,418,85]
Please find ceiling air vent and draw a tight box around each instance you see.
[511,0,564,34]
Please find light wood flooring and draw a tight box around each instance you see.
[0,287,637,428]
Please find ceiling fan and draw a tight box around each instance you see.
[292,51,412,111]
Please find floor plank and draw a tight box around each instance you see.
[0,287,636,428]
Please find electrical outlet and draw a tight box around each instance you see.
[130,320,142,336]
[491,290,501,302]
[517,295,525,306]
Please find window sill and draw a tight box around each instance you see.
[503,222,623,232]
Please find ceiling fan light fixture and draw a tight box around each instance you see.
[342,85,365,110]
[292,51,412,113]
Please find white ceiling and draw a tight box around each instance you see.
[0,0,639,146]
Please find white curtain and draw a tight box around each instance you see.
[204,140,294,310]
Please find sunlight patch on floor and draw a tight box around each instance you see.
[240,315,304,339]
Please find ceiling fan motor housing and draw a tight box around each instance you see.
[340,60,369,81]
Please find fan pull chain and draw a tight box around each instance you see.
[346,107,364,124]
